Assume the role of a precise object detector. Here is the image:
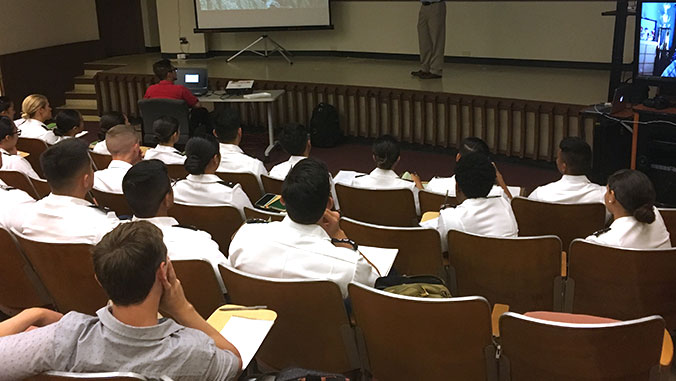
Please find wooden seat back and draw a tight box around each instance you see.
[419,190,457,213]
[335,183,418,227]
[16,137,48,178]
[89,151,112,171]
[30,177,51,198]
[166,164,188,180]
[215,172,263,202]
[0,170,39,199]
[243,207,285,222]
[261,174,283,195]
[168,203,243,252]
[91,189,133,217]
[171,259,226,319]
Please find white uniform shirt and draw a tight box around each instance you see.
[426,175,517,200]
[172,174,253,217]
[423,196,518,252]
[6,194,120,244]
[1,148,40,179]
[94,160,133,194]
[216,143,268,187]
[14,118,49,141]
[268,155,306,180]
[143,145,186,165]
[0,179,35,229]
[351,168,420,215]
[228,216,379,298]
[529,175,606,204]
[92,140,110,155]
[131,216,228,292]
[41,131,71,146]
[585,208,672,249]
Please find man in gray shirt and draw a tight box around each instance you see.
[0,221,242,380]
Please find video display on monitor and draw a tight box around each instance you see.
[637,2,676,78]
[185,74,200,84]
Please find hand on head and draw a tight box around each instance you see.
[158,259,191,318]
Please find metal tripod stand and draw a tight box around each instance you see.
[227,34,293,64]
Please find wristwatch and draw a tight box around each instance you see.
[330,237,359,251]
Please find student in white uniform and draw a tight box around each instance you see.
[143,116,185,165]
[229,158,379,298]
[0,149,36,229]
[14,94,51,141]
[0,96,16,120]
[91,111,129,155]
[529,137,606,204]
[348,134,423,214]
[172,136,252,217]
[269,123,311,180]
[422,152,518,252]
[0,117,40,179]
[42,109,85,145]
[211,108,268,186]
[122,160,229,292]
[6,139,120,244]
[586,169,671,249]
[94,125,143,194]
[426,137,514,199]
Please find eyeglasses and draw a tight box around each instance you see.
[13,129,20,136]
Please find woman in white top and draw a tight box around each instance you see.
[143,116,185,165]
[0,117,40,179]
[14,94,51,141]
[172,136,252,217]
[91,111,128,155]
[586,169,671,249]
[42,109,84,145]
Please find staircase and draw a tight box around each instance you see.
[61,63,122,124]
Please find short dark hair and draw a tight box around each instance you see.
[559,137,592,175]
[123,160,171,218]
[153,116,179,144]
[0,96,12,114]
[608,169,656,224]
[279,123,309,156]
[282,158,330,224]
[211,107,240,142]
[459,137,490,157]
[152,59,175,81]
[93,221,167,306]
[40,139,92,191]
[99,111,126,141]
[0,117,15,140]
[55,109,82,137]
[184,135,219,175]
[372,135,400,170]
[455,152,496,199]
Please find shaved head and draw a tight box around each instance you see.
[106,124,139,156]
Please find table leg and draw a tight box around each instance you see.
[631,112,639,170]
[264,103,276,161]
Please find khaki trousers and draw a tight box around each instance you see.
[417,1,446,75]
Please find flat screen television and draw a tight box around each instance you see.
[635,1,676,85]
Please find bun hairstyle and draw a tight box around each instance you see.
[372,134,400,170]
[99,111,126,141]
[54,109,82,137]
[21,94,48,119]
[184,135,219,175]
[152,116,179,144]
[608,169,656,224]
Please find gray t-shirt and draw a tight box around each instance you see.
[0,307,239,380]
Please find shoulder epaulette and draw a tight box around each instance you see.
[245,218,270,224]
[355,174,366,178]
[88,204,112,214]
[0,184,16,191]
[174,149,186,156]
[173,224,199,231]
[592,227,611,237]
[217,180,236,188]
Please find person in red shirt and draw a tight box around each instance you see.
[144,59,209,137]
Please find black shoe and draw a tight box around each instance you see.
[419,72,442,79]
[411,70,427,77]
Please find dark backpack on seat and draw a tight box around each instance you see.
[310,103,342,148]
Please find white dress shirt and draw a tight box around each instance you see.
[143,145,186,165]
[41,131,71,146]
[131,216,228,292]
[585,208,672,249]
[426,174,517,200]
[529,175,606,204]
[268,155,306,180]
[172,174,253,217]
[0,179,36,229]
[92,140,110,155]
[14,118,49,141]
[422,196,519,252]
[6,193,120,244]
[1,148,40,179]
[351,168,420,214]
[216,143,268,187]
[94,160,133,194]
[228,216,379,298]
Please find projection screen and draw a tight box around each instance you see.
[194,0,332,31]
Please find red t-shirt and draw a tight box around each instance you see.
[143,80,199,107]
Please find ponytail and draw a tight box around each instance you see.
[183,135,219,175]
[607,169,657,224]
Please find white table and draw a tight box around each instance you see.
[198,89,285,159]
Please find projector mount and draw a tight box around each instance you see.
[227,34,293,65]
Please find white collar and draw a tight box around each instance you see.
[107,160,133,170]
[282,215,331,240]
[287,155,306,165]
[43,193,93,207]
[560,175,592,184]
[153,145,181,154]
[219,143,244,154]
[185,174,222,183]
[0,148,11,155]
[131,215,179,228]
[369,168,399,178]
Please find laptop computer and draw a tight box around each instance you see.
[176,67,208,96]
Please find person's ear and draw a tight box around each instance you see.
[326,195,334,210]
[237,128,243,139]
[94,274,102,288]
[157,261,169,283]
[280,196,286,206]
[164,188,174,209]
[455,153,461,162]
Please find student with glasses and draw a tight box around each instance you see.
[0,116,40,179]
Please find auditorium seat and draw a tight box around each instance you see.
[30,177,51,198]
[15,234,108,315]
[27,371,148,380]
[261,174,283,195]
[340,217,445,278]
[348,282,496,381]
[335,183,418,227]
[418,189,457,213]
[138,99,189,146]
[0,170,40,199]
[215,172,263,202]
[166,164,188,180]
[220,265,360,376]
[89,151,112,171]
[658,208,676,245]
[0,228,53,312]
[511,196,606,250]
[447,230,563,312]
[168,203,243,252]
[16,137,48,178]
[565,239,676,331]
[243,206,285,222]
[499,311,664,380]
[171,259,226,319]
[91,189,133,217]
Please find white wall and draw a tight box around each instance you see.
[0,0,99,55]
[141,0,161,47]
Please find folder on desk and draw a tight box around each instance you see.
[359,245,398,277]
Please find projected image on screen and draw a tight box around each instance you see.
[194,0,331,30]
[200,0,320,10]
[638,2,676,77]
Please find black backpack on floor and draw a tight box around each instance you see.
[310,103,342,148]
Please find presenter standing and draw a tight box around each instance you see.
[411,0,446,79]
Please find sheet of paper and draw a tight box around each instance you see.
[220,316,275,369]
[359,245,398,277]
[75,131,89,138]
[333,170,363,186]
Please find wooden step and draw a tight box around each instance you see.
[83,63,123,71]
[74,76,95,85]
[83,69,101,78]
[83,115,100,123]
[63,99,97,108]
[65,91,96,100]
[73,83,95,92]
